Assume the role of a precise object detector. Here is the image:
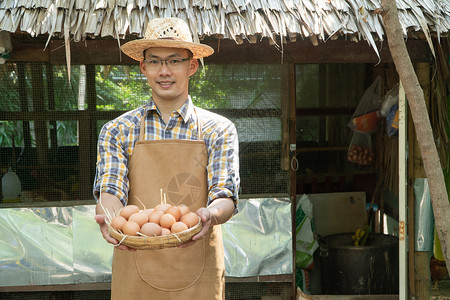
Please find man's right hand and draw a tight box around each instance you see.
[95,192,136,252]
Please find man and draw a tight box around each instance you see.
[93,17,240,299]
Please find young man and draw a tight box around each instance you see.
[93,18,240,299]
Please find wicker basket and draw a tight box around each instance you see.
[108,216,202,250]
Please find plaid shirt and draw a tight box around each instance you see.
[93,97,240,208]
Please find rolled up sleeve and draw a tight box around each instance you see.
[93,121,130,206]
[206,121,240,212]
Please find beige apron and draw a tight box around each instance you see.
[111,112,225,300]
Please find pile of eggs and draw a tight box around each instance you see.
[110,204,200,237]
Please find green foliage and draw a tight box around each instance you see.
[95,65,151,110]
[0,121,24,147]
[1,62,280,147]
[190,66,230,109]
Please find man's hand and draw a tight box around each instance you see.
[95,192,136,252]
[178,197,235,248]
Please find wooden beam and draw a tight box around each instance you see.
[0,109,281,121]
[9,43,50,62]
[296,107,356,116]
[10,37,432,64]
[0,274,293,293]
[203,39,432,64]
[48,39,135,65]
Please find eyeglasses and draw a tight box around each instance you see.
[142,57,190,70]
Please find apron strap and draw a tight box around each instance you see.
[195,108,203,141]
[138,106,204,141]
[139,111,146,142]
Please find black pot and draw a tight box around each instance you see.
[319,233,399,295]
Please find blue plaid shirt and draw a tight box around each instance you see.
[93,97,240,208]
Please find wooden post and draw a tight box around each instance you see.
[289,63,298,296]
[46,63,58,149]
[412,62,431,300]
[17,63,31,149]
[30,63,48,167]
[407,86,416,300]
[77,64,96,200]
[86,65,98,184]
[281,64,290,171]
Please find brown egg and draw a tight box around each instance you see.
[181,212,199,228]
[141,209,154,217]
[110,216,127,231]
[161,228,171,236]
[140,222,162,237]
[171,222,188,233]
[149,210,164,224]
[166,206,181,221]
[155,203,172,213]
[128,212,149,227]
[120,205,140,220]
[160,213,176,229]
[178,205,190,216]
[122,221,140,236]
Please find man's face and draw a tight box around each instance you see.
[140,47,199,103]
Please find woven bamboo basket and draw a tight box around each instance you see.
[108,215,202,250]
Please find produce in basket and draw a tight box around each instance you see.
[347,144,374,165]
[105,202,202,250]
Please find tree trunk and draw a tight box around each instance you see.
[380,0,450,275]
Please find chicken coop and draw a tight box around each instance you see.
[1,0,449,299]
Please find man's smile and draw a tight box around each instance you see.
[157,80,175,88]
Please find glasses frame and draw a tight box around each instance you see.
[142,57,191,69]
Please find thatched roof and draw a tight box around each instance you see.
[0,0,449,54]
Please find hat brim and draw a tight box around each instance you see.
[120,39,214,61]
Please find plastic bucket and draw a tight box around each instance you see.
[319,233,399,295]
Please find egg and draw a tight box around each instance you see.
[110,216,127,231]
[160,213,176,229]
[149,210,164,224]
[141,209,154,217]
[166,205,181,221]
[120,205,140,220]
[128,212,149,227]
[181,212,199,228]
[171,222,188,233]
[140,222,162,237]
[155,203,172,213]
[161,228,171,236]
[178,204,190,216]
[122,220,140,236]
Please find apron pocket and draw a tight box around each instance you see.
[134,239,206,292]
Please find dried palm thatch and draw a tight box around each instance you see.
[0,0,448,53]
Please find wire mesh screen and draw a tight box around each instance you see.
[0,282,292,299]
[0,62,288,203]
[225,282,292,299]
[190,64,289,195]
[0,291,111,300]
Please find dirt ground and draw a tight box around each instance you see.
[431,279,450,299]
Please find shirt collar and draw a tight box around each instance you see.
[146,97,194,123]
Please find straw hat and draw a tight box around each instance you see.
[121,18,214,61]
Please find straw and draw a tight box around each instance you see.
[108,215,202,250]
